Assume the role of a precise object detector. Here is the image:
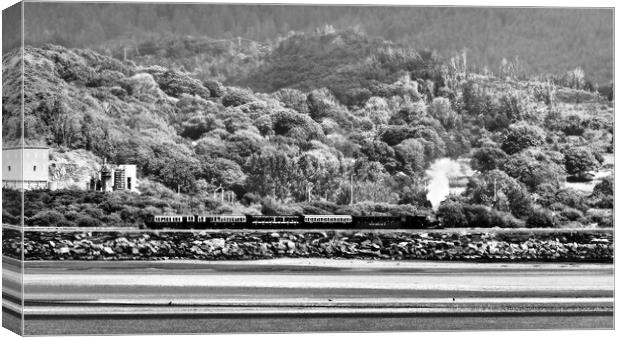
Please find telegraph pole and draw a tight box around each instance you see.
[350,174,354,205]
[307,183,313,202]
[493,178,497,207]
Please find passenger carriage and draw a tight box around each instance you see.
[248,215,302,229]
[146,214,195,229]
[302,215,353,229]
[196,215,246,228]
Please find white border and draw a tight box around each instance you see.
[0,1,616,337]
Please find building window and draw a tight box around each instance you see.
[33,165,37,172]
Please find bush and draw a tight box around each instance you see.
[563,146,601,178]
[273,88,309,114]
[76,214,101,227]
[27,210,65,227]
[2,209,19,225]
[203,79,225,97]
[559,207,584,222]
[144,68,211,99]
[501,150,566,190]
[526,208,555,228]
[222,88,256,107]
[241,192,262,206]
[471,146,507,172]
[501,122,545,155]
[592,175,613,196]
[437,198,467,228]
[586,209,613,228]
[462,204,524,228]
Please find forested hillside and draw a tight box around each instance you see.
[14,4,613,85]
[1,28,613,229]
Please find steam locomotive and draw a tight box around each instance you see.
[144,214,441,230]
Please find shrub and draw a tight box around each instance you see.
[429,97,460,129]
[203,79,225,97]
[76,214,101,227]
[592,175,613,196]
[222,88,256,107]
[501,122,545,155]
[462,204,524,228]
[273,88,309,114]
[526,208,556,228]
[144,68,211,99]
[437,198,467,228]
[563,146,601,178]
[559,207,584,222]
[471,146,507,172]
[27,210,65,227]
[586,209,613,228]
[501,150,566,190]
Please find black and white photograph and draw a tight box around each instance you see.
[1,1,615,335]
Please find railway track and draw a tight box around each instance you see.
[3,224,614,234]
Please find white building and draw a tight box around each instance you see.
[88,163,138,192]
[2,146,50,190]
[114,164,137,191]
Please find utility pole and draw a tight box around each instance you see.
[350,174,354,205]
[307,183,313,202]
[493,178,497,207]
[177,184,180,196]
[123,47,127,61]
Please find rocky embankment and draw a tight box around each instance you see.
[2,229,613,262]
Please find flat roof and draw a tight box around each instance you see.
[2,146,50,150]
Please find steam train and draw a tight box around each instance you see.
[144,214,441,230]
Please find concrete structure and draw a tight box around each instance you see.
[88,162,137,193]
[2,146,50,190]
[114,164,136,191]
